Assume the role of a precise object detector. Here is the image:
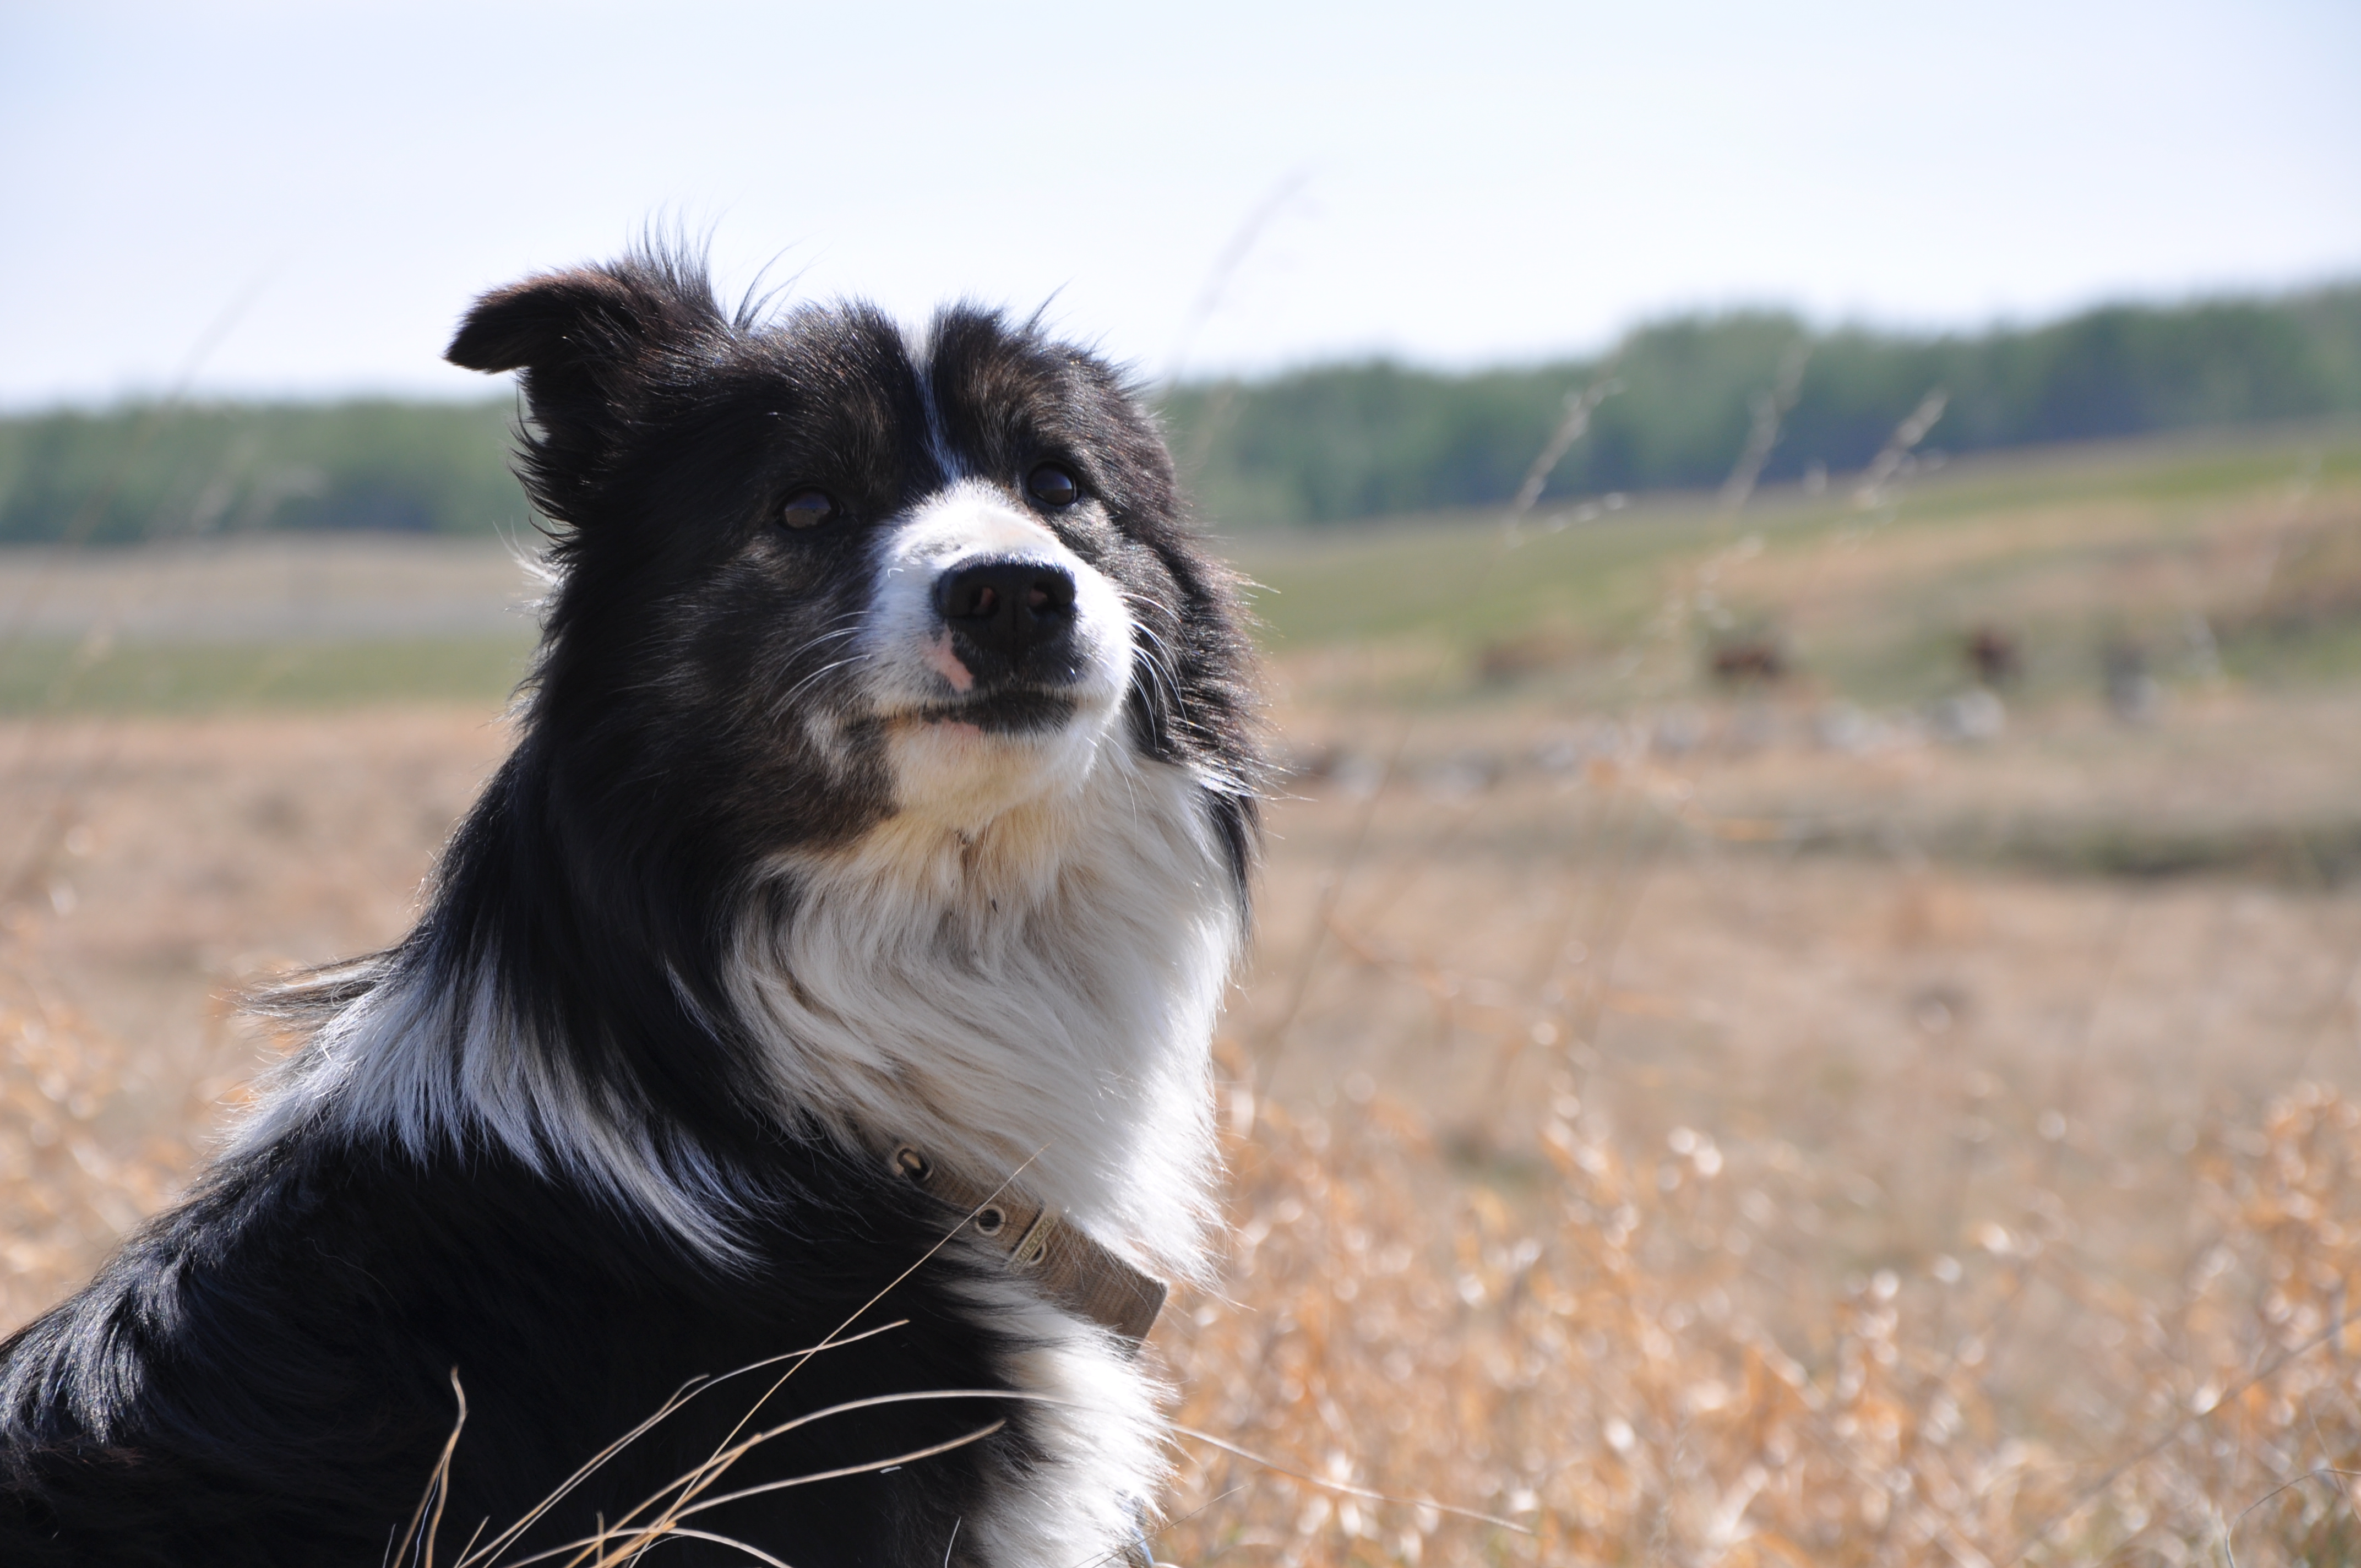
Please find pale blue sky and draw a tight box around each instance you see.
[3,0,2355,407]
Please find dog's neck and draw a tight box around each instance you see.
[731,742,1243,1281]
[237,731,1241,1280]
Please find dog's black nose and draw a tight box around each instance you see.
[934,559,1078,663]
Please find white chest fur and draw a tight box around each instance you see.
[732,741,1242,1283]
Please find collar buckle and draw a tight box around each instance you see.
[888,1141,1167,1344]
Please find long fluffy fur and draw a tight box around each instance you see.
[0,248,1259,1567]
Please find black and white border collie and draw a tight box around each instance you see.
[0,250,1260,1567]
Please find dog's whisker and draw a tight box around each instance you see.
[764,654,870,723]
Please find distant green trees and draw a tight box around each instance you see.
[0,399,525,546]
[3,284,2357,543]
[1166,284,2361,527]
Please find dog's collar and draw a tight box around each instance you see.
[885,1142,1167,1345]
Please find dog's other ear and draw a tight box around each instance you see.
[446,259,721,522]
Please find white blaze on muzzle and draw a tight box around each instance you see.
[858,480,1135,825]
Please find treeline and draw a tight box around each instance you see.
[0,400,524,546]
[3,282,2358,543]
[1163,282,2361,526]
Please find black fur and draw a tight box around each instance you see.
[0,250,1259,1566]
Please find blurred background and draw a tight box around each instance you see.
[6,2,2361,1562]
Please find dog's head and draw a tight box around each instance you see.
[447,251,1257,898]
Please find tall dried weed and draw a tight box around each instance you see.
[1155,1062,2361,1567]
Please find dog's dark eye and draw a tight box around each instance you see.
[1025,463,1081,509]
[780,489,836,529]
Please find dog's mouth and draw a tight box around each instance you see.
[902,689,1081,734]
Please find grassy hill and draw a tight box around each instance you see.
[4,419,2355,730]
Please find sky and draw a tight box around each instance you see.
[2,0,2356,408]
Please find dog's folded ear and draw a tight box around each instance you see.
[447,259,722,522]
[445,269,646,374]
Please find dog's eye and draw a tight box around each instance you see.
[1025,463,1081,509]
[780,489,836,529]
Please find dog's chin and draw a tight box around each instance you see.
[880,687,1120,830]
[906,690,1079,735]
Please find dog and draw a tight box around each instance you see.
[0,248,1260,1567]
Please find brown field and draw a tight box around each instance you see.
[7,427,2361,1563]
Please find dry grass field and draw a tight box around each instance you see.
[7,423,2361,1563]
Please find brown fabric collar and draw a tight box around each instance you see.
[885,1142,1167,1346]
